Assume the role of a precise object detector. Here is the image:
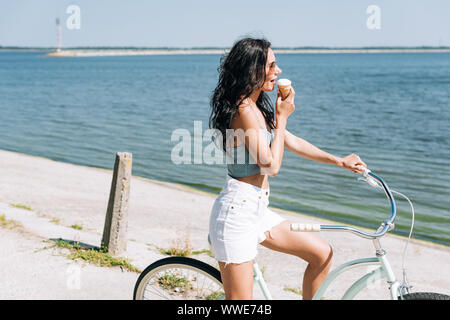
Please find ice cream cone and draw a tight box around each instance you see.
[277,79,292,100]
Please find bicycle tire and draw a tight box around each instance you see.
[133,256,224,300]
[398,292,450,300]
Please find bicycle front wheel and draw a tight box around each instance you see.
[133,256,224,300]
[399,292,450,300]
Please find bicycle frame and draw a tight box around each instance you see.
[313,253,399,300]
[253,262,273,300]
[253,251,400,300]
[252,168,406,300]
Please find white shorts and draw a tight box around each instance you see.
[208,175,286,264]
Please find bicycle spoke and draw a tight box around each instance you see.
[136,260,223,300]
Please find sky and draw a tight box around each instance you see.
[0,0,449,48]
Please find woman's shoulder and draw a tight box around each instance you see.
[230,103,251,124]
[233,104,268,133]
[235,103,255,119]
[237,102,251,113]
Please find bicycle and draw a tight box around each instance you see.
[133,167,450,300]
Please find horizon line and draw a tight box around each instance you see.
[2,45,450,50]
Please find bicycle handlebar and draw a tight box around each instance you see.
[290,167,397,240]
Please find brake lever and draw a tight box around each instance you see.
[356,165,380,188]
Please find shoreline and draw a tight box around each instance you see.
[1,148,448,250]
[108,175,450,251]
[37,48,450,57]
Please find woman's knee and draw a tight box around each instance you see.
[307,242,333,268]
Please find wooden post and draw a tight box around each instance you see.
[101,152,132,255]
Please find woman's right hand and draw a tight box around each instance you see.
[276,87,295,119]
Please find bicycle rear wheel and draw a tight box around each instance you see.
[133,256,224,300]
[399,292,450,300]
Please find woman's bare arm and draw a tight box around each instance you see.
[284,129,341,165]
[284,129,367,172]
[237,104,287,176]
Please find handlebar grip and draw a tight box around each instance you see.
[290,223,321,232]
[356,165,370,177]
[356,166,380,188]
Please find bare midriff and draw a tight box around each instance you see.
[234,173,269,190]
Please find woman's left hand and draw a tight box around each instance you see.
[338,154,367,173]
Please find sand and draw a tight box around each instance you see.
[0,149,448,299]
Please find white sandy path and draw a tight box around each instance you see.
[0,149,449,299]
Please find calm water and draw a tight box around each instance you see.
[1,51,449,246]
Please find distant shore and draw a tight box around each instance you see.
[44,48,450,57]
[2,46,450,57]
[47,48,450,57]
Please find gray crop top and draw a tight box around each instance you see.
[227,112,274,178]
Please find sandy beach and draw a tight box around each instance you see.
[0,148,449,300]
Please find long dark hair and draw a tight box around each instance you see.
[209,37,275,151]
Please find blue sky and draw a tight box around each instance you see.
[1,0,449,47]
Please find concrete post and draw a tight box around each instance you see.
[101,152,132,255]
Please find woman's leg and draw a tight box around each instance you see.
[260,220,333,300]
[218,260,254,300]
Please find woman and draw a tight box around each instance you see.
[208,37,367,300]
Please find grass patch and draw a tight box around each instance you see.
[10,203,32,211]
[191,249,213,256]
[49,239,141,273]
[70,224,83,230]
[0,214,23,230]
[50,217,61,224]
[261,264,267,280]
[148,228,214,258]
[157,245,214,258]
[37,212,60,225]
[205,291,226,300]
[284,287,302,296]
[154,244,213,258]
[157,230,192,257]
[158,246,191,257]
[158,274,193,293]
